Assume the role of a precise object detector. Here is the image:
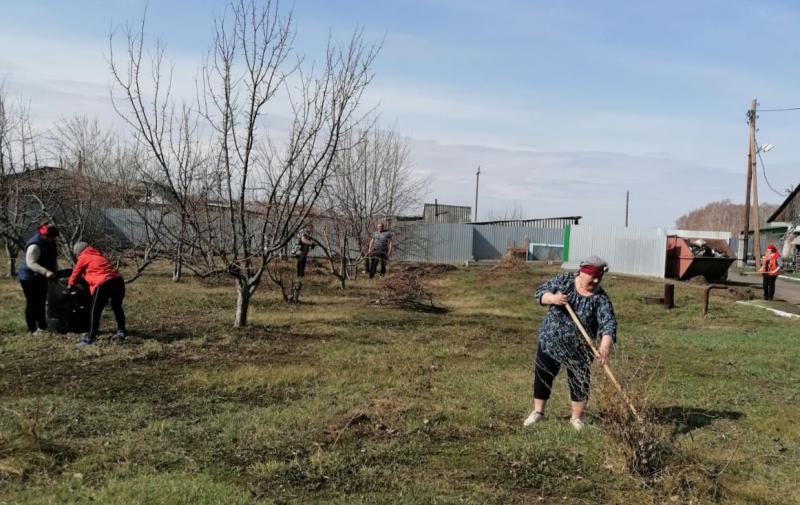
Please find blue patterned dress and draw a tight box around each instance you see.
[534,272,617,370]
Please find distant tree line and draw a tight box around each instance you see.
[675,199,778,234]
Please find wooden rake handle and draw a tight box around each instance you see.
[564,302,642,423]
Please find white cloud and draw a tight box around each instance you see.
[406,138,759,226]
[2,18,792,231]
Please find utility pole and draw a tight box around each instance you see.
[474,165,480,222]
[742,99,756,266]
[752,129,763,272]
[625,190,629,227]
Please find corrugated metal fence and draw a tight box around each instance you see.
[392,223,564,263]
[393,223,474,262]
[472,226,564,260]
[563,225,668,278]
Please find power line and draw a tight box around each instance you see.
[755,142,788,197]
[758,106,800,112]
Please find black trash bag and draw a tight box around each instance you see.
[47,269,91,334]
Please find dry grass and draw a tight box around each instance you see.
[594,358,727,502]
[1,261,799,504]
[0,404,73,479]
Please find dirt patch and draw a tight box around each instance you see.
[393,263,458,278]
[681,277,754,300]
[722,285,754,301]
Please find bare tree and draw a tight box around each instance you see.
[315,124,425,287]
[0,84,45,277]
[484,204,526,222]
[45,116,118,258]
[675,199,777,235]
[110,0,378,326]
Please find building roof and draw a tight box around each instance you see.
[472,216,582,227]
[767,183,800,223]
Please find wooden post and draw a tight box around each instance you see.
[663,284,675,309]
[625,190,629,227]
[474,166,480,222]
[751,102,762,271]
[742,99,756,266]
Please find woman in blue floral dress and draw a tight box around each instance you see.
[523,256,617,431]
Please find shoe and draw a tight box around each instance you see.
[523,411,545,427]
[112,330,127,343]
[76,338,97,348]
[570,418,586,432]
[30,328,47,336]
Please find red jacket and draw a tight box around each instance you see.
[68,246,122,294]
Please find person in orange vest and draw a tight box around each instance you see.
[758,243,781,300]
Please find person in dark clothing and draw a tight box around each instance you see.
[18,223,60,335]
[524,255,617,432]
[367,222,393,278]
[293,227,315,278]
[68,242,127,346]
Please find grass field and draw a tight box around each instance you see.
[1,262,799,504]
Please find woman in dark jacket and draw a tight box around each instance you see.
[524,256,617,431]
[18,223,59,335]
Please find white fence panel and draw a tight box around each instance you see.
[564,225,667,278]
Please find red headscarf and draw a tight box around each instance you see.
[579,264,605,279]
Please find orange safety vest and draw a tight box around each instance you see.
[759,252,780,277]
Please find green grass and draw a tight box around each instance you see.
[1,263,799,504]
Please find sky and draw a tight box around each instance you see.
[2,0,800,226]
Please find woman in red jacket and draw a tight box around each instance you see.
[68,242,127,346]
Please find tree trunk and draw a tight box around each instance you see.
[5,244,16,278]
[339,246,347,289]
[172,255,183,282]
[234,282,250,327]
[172,240,183,282]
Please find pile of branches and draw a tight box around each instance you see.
[374,272,448,313]
[594,360,725,501]
[492,255,529,274]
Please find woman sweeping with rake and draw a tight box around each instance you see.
[524,255,619,431]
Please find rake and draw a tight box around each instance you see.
[564,302,642,423]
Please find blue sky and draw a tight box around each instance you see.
[2,0,799,225]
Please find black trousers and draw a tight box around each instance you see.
[297,253,308,278]
[89,277,126,339]
[763,275,777,300]
[533,345,591,403]
[20,278,48,332]
[367,253,387,278]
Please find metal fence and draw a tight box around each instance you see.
[563,225,668,278]
[393,223,474,262]
[472,226,564,260]
[391,223,564,263]
[100,209,566,264]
